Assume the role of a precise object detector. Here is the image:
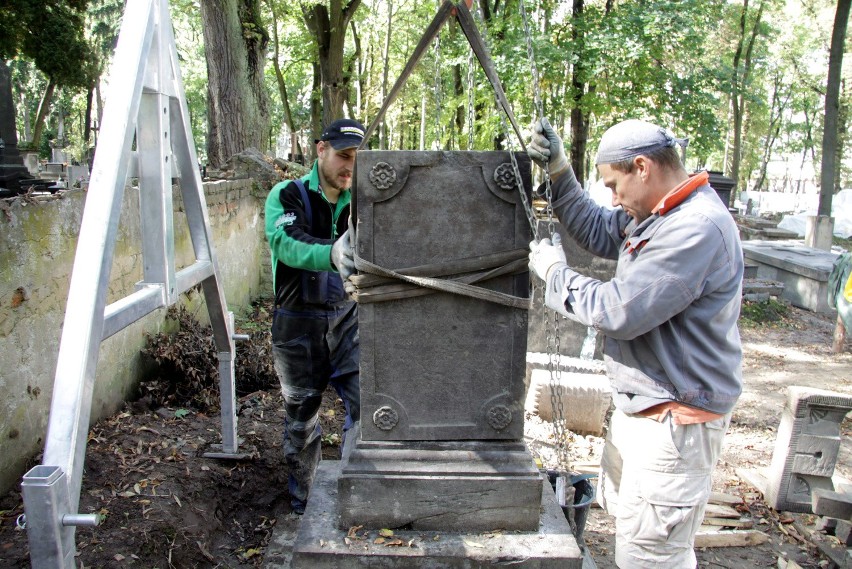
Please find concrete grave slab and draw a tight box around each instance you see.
[741,240,839,313]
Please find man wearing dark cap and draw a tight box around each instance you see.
[264,118,365,515]
[527,118,743,567]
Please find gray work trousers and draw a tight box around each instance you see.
[272,302,360,511]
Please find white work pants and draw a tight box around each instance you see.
[598,408,731,568]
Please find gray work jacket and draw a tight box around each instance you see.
[543,168,743,415]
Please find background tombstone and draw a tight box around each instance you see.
[0,61,33,193]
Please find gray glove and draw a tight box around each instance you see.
[527,117,568,175]
[529,233,567,282]
[331,228,355,281]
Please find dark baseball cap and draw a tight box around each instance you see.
[315,118,366,150]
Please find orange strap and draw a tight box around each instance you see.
[652,171,709,216]
[638,401,722,425]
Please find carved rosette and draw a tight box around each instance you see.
[373,406,399,431]
[493,163,517,190]
[369,162,397,190]
[487,404,512,430]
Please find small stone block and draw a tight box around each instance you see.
[790,434,841,477]
[835,520,852,545]
[812,489,852,521]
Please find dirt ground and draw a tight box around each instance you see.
[0,299,850,568]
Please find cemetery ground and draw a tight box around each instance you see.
[0,297,850,568]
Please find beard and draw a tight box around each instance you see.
[319,160,352,192]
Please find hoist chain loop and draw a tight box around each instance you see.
[469,1,570,470]
[518,0,569,471]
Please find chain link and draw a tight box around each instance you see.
[518,0,569,471]
[473,1,569,470]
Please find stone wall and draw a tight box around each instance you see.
[0,178,267,494]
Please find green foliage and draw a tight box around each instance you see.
[739,298,790,327]
[1,0,98,87]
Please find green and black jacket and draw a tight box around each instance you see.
[265,161,351,310]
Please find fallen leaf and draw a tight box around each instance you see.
[378,528,394,538]
[463,539,484,548]
[373,537,386,544]
[114,554,125,561]
[385,538,404,546]
[240,548,261,560]
[347,525,364,539]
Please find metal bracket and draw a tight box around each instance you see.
[21,1,242,567]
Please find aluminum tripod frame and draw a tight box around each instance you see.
[21,1,245,566]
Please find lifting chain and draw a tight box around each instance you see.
[517,0,571,471]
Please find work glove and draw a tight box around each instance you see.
[527,117,569,176]
[529,233,567,282]
[331,228,356,281]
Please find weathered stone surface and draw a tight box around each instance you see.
[741,240,839,313]
[286,462,584,569]
[343,151,541,534]
[338,428,541,531]
[353,151,532,442]
[812,488,852,520]
[766,387,852,513]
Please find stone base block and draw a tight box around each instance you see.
[338,434,542,532]
[526,369,611,437]
[288,461,584,569]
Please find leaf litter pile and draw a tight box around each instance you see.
[0,301,347,568]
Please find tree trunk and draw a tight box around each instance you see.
[570,0,589,183]
[308,61,322,162]
[31,77,56,150]
[302,0,362,134]
[267,0,295,133]
[379,0,392,149]
[199,0,270,168]
[751,73,787,193]
[818,0,851,217]
[729,0,764,204]
[84,86,93,144]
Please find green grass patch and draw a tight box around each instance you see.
[739,298,790,327]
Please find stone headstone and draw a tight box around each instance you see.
[765,386,852,513]
[0,60,33,192]
[340,151,540,531]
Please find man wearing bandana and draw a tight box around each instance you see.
[527,118,743,568]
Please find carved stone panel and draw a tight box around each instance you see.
[352,151,532,441]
